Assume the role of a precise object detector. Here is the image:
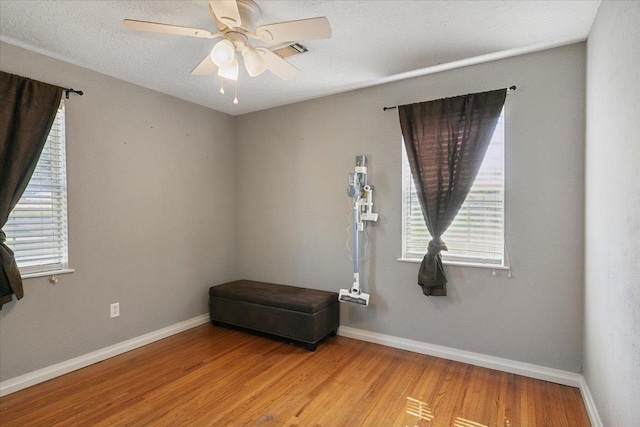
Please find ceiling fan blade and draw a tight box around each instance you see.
[123,19,216,38]
[256,48,299,81]
[208,0,242,28]
[191,54,218,75]
[255,17,331,43]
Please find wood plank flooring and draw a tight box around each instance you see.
[0,324,590,426]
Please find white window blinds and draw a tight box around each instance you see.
[5,102,69,275]
[402,111,505,266]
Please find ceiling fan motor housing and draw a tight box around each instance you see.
[214,0,260,33]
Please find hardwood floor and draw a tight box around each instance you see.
[0,324,590,426]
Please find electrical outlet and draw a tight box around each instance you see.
[110,302,120,318]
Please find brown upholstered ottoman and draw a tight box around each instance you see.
[209,280,340,351]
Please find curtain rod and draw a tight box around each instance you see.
[63,88,83,99]
[382,86,516,112]
[1,71,83,99]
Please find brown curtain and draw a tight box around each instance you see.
[399,88,506,296]
[0,72,63,308]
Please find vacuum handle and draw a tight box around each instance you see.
[353,201,359,275]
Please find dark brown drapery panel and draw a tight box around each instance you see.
[0,71,63,309]
[399,88,506,296]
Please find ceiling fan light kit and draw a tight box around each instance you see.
[210,39,236,67]
[123,0,332,104]
[218,58,239,80]
[242,46,266,77]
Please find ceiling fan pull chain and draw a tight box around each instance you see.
[220,77,225,94]
[233,80,239,104]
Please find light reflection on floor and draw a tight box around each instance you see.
[453,416,489,427]
[404,396,493,427]
[404,397,434,425]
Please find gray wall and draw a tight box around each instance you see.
[236,44,586,371]
[0,42,237,381]
[584,1,640,425]
[1,41,588,382]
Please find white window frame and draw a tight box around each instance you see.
[5,101,73,278]
[400,110,507,269]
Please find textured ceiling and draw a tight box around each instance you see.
[0,1,600,115]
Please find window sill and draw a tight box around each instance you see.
[21,268,75,279]
[397,258,509,270]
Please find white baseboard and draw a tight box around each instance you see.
[340,326,604,424]
[0,314,210,397]
[578,376,603,427]
[338,326,582,387]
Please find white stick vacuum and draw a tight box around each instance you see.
[339,155,378,306]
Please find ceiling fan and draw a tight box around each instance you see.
[124,0,332,102]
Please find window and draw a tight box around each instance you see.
[5,102,69,276]
[401,111,505,267]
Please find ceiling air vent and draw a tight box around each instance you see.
[274,43,308,59]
